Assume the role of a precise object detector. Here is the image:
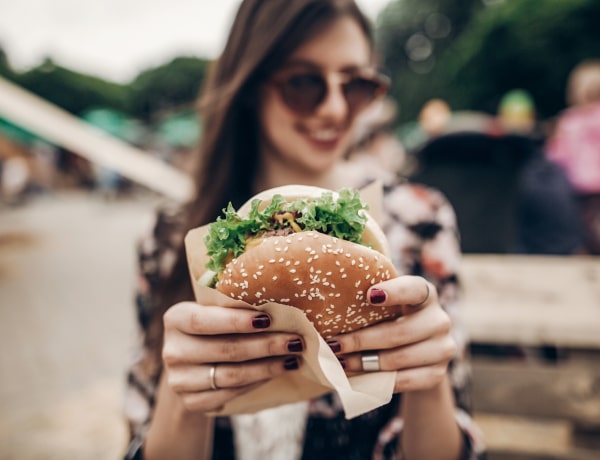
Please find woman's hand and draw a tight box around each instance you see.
[326,276,457,393]
[161,302,304,413]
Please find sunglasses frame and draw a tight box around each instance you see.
[269,68,390,116]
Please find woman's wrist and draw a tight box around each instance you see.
[401,375,464,460]
[144,375,214,460]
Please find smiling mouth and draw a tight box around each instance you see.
[306,128,341,142]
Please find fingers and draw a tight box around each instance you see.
[163,332,304,365]
[367,276,434,310]
[338,333,457,373]
[167,356,301,412]
[392,363,450,393]
[164,302,272,335]
[329,300,451,354]
[167,356,300,394]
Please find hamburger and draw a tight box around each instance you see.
[201,185,401,338]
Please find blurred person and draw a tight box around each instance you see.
[546,59,600,254]
[418,98,452,138]
[124,1,485,459]
[496,89,537,136]
[496,89,585,254]
[1,154,30,205]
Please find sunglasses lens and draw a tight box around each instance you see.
[343,77,385,112]
[280,74,326,114]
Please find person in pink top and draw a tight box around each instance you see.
[546,59,600,253]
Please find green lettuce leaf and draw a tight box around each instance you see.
[204,188,369,273]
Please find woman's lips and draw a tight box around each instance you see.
[302,127,344,150]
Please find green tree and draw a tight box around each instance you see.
[376,0,483,123]
[129,56,210,120]
[377,0,600,123]
[441,0,600,118]
[16,59,130,116]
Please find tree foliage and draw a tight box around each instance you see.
[129,56,210,120]
[377,0,600,124]
[14,59,130,116]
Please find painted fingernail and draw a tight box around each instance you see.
[338,357,347,369]
[284,356,299,370]
[252,314,270,329]
[287,338,304,353]
[326,340,342,353]
[370,288,386,304]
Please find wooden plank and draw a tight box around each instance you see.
[473,413,572,456]
[460,255,600,348]
[471,356,600,427]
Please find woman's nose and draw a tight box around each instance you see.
[314,84,349,121]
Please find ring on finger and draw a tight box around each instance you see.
[361,351,381,372]
[412,280,430,307]
[209,364,219,391]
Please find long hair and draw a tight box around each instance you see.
[145,0,374,362]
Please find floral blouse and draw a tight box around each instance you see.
[123,179,486,460]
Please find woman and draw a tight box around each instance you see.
[124,1,485,459]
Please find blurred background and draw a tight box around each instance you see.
[1,0,599,459]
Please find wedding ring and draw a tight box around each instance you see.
[209,364,219,391]
[413,280,430,307]
[361,352,381,372]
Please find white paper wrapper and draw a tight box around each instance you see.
[184,181,396,419]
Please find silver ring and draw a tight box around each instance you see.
[209,364,219,391]
[413,281,430,307]
[361,352,381,372]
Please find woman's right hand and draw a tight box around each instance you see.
[161,301,304,413]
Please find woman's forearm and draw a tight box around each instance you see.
[401,375,464,460]
[144,374,215,460]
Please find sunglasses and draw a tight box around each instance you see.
[270,68,390,116]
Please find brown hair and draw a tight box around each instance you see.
[145,0,374,363]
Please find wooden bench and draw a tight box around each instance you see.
[460,255,600,460]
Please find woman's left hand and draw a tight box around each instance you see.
[328,275,457,393]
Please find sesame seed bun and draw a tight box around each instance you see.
[215,186,401,337]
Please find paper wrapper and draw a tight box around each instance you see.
[184,181,396,419]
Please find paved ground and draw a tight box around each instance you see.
[0,192,160,459]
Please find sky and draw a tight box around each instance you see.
[0,0,391,83]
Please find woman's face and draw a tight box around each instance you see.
[258,16,373,177]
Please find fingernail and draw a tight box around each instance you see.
[370,288,386,304]
[252,314,270,329]
[287,338,304,353]
[284,356,299,370]
[338,357,347,369]
[326,340,342,353]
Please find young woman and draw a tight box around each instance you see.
[124,1,485,459]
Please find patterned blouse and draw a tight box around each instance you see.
[123,179,486,460]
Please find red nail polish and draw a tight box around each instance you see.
[370,288,386,304]
[284,356,299,370]
[326,340,342,353]
[287,338,304,352]
[252,314,270,329]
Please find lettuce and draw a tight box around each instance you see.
[204,188,368,273]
